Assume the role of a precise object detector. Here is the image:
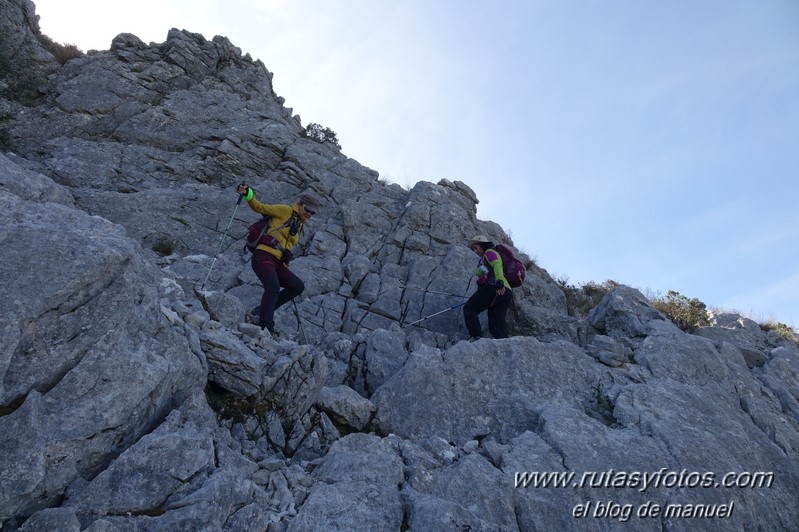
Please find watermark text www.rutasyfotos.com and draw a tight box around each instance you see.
[514,468,773,522]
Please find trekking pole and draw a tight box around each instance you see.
[293,300,309,344]
[398,284,469,298]
[400,301,467,328]
[201,186,245,290]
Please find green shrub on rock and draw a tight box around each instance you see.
[652,290,710,331]
[303,122,341,149]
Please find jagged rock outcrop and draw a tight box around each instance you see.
[2,1,799,530]
[0,0,58,69]
[5,19,562,344]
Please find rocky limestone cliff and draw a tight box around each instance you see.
[1,1,798,530]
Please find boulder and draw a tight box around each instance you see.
[317,385,376,431]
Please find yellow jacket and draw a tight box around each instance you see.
[246,195,304,261]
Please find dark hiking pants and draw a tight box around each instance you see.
[252,249,304,332]
[463,283,512,339]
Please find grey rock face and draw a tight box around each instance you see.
[63,391,222,516]
[0,188,206,522]
[287,434,404,532]
[0,154,74,205]
[0,0,58,69]
[2,1,798,530]
[373,338,602,445]
[364,328,409,393]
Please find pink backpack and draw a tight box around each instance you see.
[494,244,526,288]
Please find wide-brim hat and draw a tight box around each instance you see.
[468,235,492,247]
[298,193,321,210]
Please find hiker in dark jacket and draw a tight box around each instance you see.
[237,184,321,335]
[463,235,512,340]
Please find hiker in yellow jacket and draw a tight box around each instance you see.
[464,235,512,340]
[237,183,321,335]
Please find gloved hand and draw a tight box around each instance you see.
[236,184,250,196]
[496,280,506,296]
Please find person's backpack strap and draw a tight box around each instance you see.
[245,213,294,253]
[288,210,302,237]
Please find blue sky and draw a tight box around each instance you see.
[35,0,799,328]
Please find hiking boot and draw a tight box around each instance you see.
[258,327,273,340]
[246,306,260,324]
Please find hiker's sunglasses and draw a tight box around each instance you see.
[303,205,316,216]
